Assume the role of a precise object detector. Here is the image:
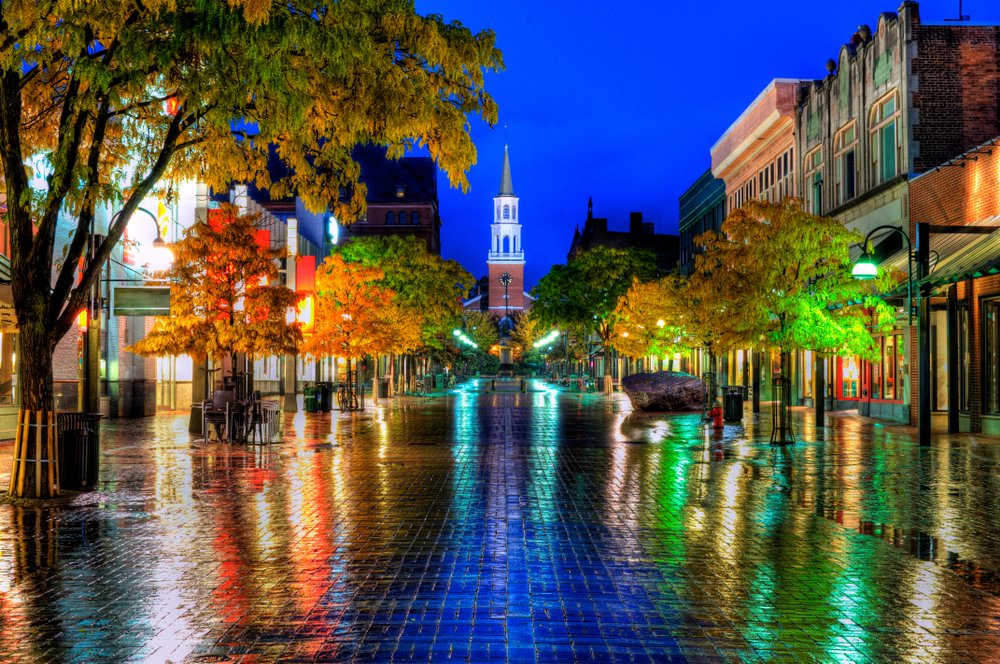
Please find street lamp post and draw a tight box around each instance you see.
[84,207,173,414]
[852,223,920,443]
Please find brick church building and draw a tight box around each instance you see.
[463,145,533,319]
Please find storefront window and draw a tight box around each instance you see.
[843,356,860,398]
[896,335,905,402]
[986,300,1000,414]
[872,339,883,399]
[0,331,15,404]
[960,307,970,412]
[884,335,896,400]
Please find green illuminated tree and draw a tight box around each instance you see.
[694,198,897,365]
[0,0,500,496]
[531,246,658,393]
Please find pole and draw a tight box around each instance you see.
[815,353,825,428]
[283,354,298,413]
[752,349,761,414]
[947,283,959,433]
[916,222,931,447]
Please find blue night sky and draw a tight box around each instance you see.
[413,0,1000,289]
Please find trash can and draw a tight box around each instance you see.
[57,413,103,491]
[377,378,389,398]
[316,382,333,412]
[724,386,745,422]
[435,374,445,391]
[425,374,435,392]
[304,385,319,412]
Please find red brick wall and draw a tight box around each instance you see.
[909,140,1000,431]
[487,263,524,313]
[912,25,1000,173]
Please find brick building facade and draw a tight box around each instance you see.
[908,137,1000,435]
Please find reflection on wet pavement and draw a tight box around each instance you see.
[2,380,1000,662]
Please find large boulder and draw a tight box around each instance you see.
[621,371,704,412]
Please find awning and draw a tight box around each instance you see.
[848,217,1000,295]
[919,227,1000,291]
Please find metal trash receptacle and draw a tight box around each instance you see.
[57,413,103,491]
[377,378,389,398]
[724,386,745,422]
[317,382,334,412]
[304,385,319,412]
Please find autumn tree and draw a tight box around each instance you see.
[333,236,473,388]
[696,199,896,366]
[0,1,500,496]
[129,205,301,376]
[532,246,658,393]
[300,255,419,384]
[613,272,750,376]
[611,277,689,366]
[695,199,897,439]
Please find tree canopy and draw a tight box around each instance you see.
[128,204,301,364]
[532,246,658,388]
[301,254,421,361]
[333,236,474,351]
[694,199,898,361]
[0,0,501,411]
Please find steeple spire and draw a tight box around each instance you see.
[498,145,514,196]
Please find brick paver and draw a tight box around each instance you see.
[1,379,1000,663]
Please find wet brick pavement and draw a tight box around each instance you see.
[2,379,1000,663]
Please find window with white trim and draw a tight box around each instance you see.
[834,122,858,205]
[870,91,901,185]
[804,147,823,215]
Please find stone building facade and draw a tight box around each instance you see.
[795,1,1000,423]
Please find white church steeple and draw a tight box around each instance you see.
[489,145,523,263]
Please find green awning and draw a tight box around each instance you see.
[919,229,1000,291]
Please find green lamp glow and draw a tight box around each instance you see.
[852,255,878,280]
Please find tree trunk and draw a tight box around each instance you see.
[373,355,380,405]
[603,346,613,394]
[8,322,59,498]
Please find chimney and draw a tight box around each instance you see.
[630,212,643,235]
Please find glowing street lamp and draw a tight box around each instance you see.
[850,224,912,325]
[851,255,878,280]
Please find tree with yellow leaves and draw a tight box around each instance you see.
[694,198,898,441]
[694,199,897,368]
[1,0,501,495]
[129,204,302,375]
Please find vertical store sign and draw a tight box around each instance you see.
[295,255,315,334]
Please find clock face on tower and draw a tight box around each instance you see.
[499,272,513,287]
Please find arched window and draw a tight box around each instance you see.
[834,121,858,204]
[503,205,510,220]
[804,146,823,215]
[399,211,407,225]
[496,205,501,220]
[502,236,510,253]
[512,206,517,221]
[386,212,394,225]
[870,90,901,185]
[411,212,419,225]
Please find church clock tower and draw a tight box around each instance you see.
[487,145,526,315]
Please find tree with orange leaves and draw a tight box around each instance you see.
[129,204,302,374]
[301,254,423,402]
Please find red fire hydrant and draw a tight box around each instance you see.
[712,398,724,429]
